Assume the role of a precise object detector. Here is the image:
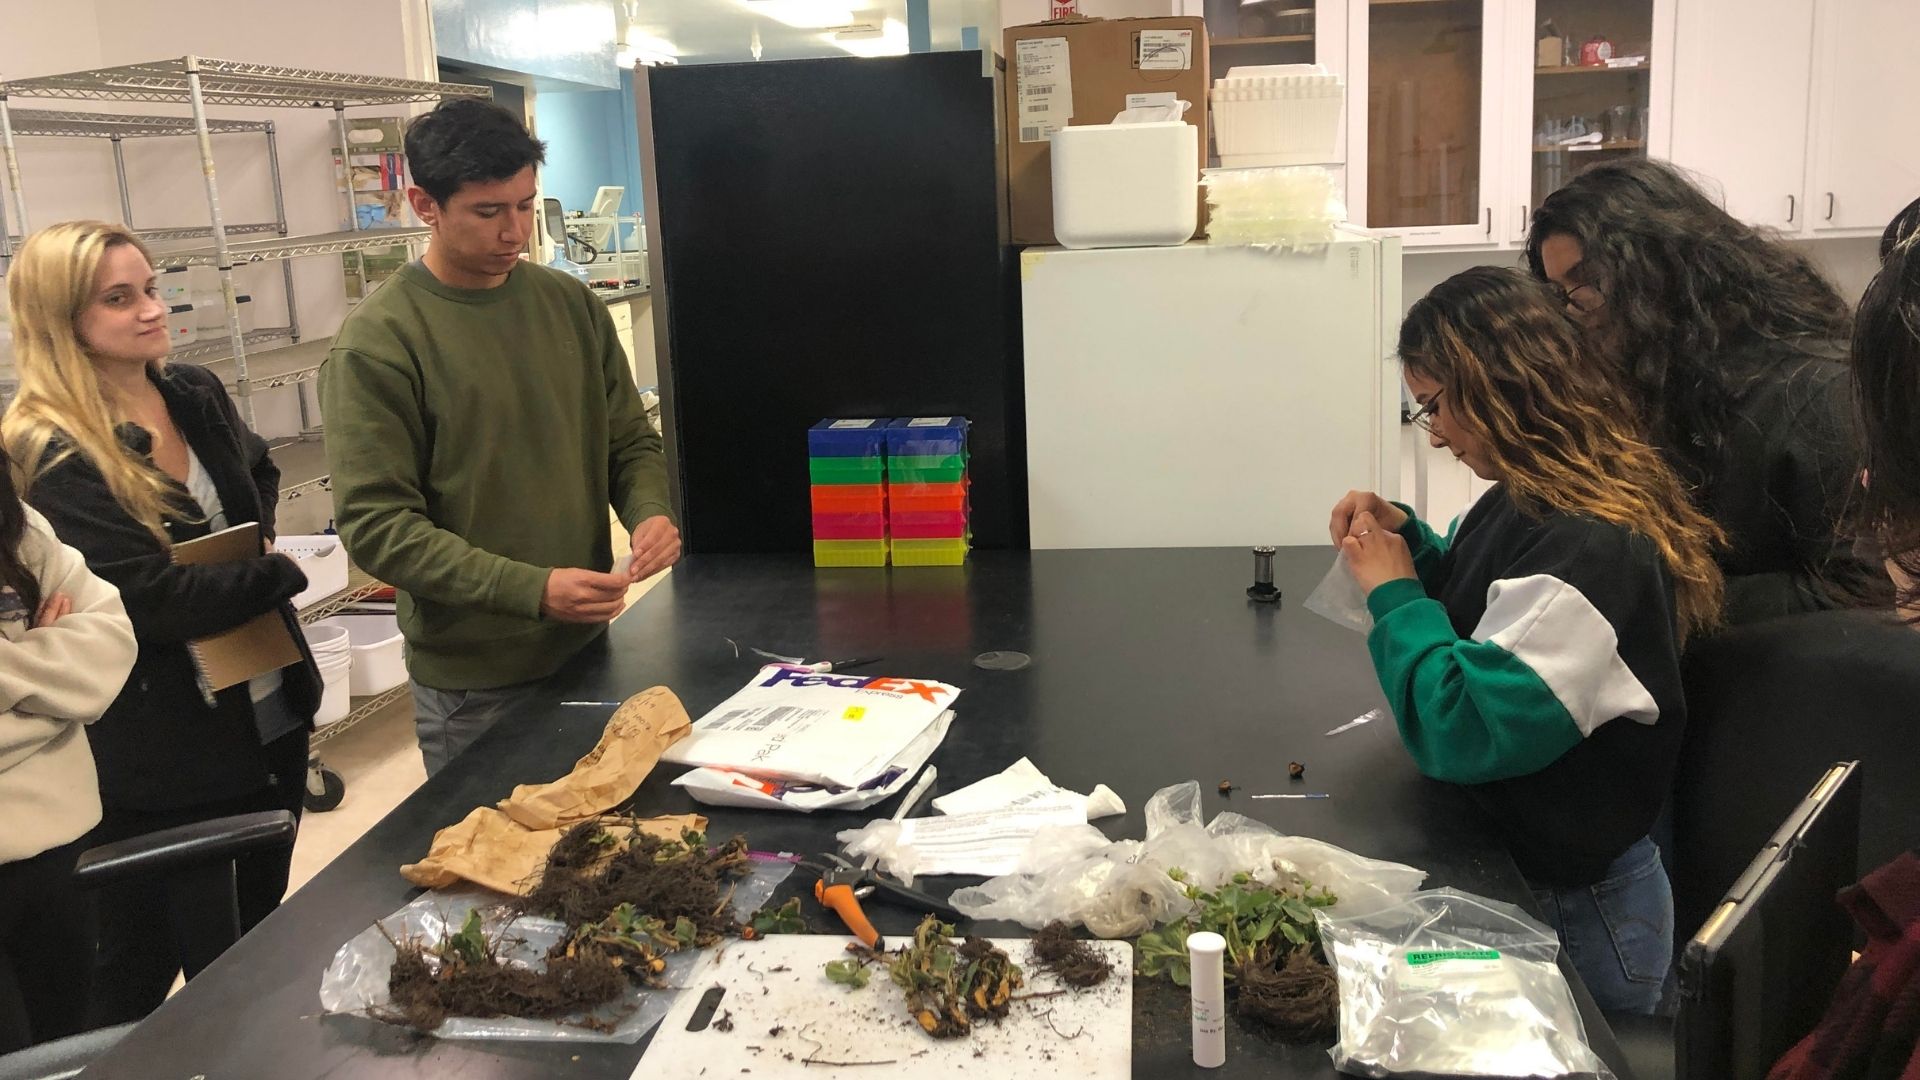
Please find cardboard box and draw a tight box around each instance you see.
[1003,15,1209,246]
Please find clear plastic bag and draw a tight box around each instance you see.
[1316,888,1615,1079]
[319,859,792,1042]
[1304,550,1374,633]
[949,782,1425,938]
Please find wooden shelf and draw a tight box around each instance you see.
[1214,35,1314,46]
[1536,62,1650,76]
[1533,139,1645,154]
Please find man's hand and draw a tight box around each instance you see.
[1340,511,1419,594]
[626,515,682,582]
[541,568,629,624]
[1329,490,1409,546]
[33,592,72,628]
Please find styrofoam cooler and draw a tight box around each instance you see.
[1050,121,1199,250]
[281,535,348,610]
[317,614,407,696]
[304,623,353,726]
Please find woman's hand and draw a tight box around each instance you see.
[1340,511,1418,594]
[33,593,73,627]
[1328,490,1409,545]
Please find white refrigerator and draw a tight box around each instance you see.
[1021,232,1404,549]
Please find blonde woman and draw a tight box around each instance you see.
[2,221,319,1024]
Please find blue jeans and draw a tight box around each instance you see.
[1528,836,1673,1016]
[411,679,551,776]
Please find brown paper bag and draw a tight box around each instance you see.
[497,686,693,830]
[400,807,707,895]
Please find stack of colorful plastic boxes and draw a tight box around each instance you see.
[886,417,969,566]
[809,419,889,567]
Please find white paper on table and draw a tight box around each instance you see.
[930,756,1126,821]
[663,665,960,788]
[670,712,953,812]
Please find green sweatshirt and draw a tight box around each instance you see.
[319,261,672,690]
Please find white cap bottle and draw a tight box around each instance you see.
[1189,930,1227,1068]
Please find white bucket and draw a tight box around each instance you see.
[317,614,406,696]
[305,623,353,726]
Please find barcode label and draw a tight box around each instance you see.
[1014,36,1072,144]
[1027,83,1054,96]
[1025,104,1051,114]
[1021,126,1042,142]
[707,705,800,732]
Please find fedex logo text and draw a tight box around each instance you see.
[758,667,950,704]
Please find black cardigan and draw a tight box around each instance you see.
[27,363,321,812]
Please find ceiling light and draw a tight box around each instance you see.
[738,1,857,30]
[827,17,907,57]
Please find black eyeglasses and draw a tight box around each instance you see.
[1408,389,1444,434]
[1550,280,1601,313]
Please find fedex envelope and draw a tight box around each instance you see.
[663,665,962,789]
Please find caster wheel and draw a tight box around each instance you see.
[305,761,346,812]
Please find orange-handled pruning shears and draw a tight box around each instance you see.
[807,767,952,949]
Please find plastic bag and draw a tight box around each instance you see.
[319,859,793,1042]
[1304,550,1374,633]
[948,781,1425,938]
[1316,889,1615,1079]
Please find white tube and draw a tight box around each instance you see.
[1189,930,1227,1068]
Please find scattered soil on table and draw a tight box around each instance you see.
[521,822,751,944]
[1028,921,1113,989]
[1234,943,1338,1042]
[1287,761,1306,780]
[382,936,627,1032]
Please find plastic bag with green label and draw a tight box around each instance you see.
[1315,888,1615,1079]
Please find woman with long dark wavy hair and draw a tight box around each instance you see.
[1854,209,1920,617]
[1330,267,1724,1013]
[0,440,136,1051]
[1525,158,1886,624]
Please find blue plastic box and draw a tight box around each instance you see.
[885,416,969,459]
[808,418,889,458]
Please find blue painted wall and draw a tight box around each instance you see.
[434,0,618,89]
[533,68,645,223]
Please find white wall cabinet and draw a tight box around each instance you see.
[1668,0,1816,231]
[1806,0,1920,234]
[1667,0,1917,239]
[1346,0,1509,247]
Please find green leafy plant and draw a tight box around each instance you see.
[744,898,805,938]
[823,957,873,989]
[1136,870,1337,987]
[438,909,491,966]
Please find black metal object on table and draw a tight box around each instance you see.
[76,548,1631,1079]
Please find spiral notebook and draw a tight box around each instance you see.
[172,522,302,693]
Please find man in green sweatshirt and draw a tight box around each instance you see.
[319,99,679,775]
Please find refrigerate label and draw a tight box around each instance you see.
[1016,37,1072,144]
[1137,29,1193,71]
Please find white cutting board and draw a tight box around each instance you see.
[638,935,1133,1079]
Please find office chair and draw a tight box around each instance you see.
[0,811,297,1080]
[1612,761,1862,1080]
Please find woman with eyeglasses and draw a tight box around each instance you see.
[1329,267,1725,1014]
[1526,158,1885,624]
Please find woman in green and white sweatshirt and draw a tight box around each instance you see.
[1330,266,1727,1015]
[0,449,137,1051]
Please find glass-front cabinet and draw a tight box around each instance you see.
[1521,0,1656,210]
[1347,0,1507,246]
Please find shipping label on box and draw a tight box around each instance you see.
[1136,29,1193,70]
[1015,37,1073,145]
